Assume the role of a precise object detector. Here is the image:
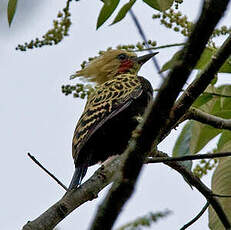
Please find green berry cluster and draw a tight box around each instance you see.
[193,158,218,178]
[152,7,230,48]
[61,83,94,99]
[117,211,171,230]
[16,0,73,51]
[209,26,231,48]
[174,0,183,10]
[152,9,193,37]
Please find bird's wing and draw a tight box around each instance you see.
[72,74,142,160]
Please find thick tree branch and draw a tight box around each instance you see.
[187,107,231,130]
[89,1,230,229]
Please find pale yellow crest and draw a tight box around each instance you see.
[75,50,137,84]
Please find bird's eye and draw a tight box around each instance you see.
[117,53,128,60]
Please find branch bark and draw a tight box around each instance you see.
[187,107,231,131]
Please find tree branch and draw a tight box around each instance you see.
[154,151,231,230]
[22,149,231,230]
[146,151,231,163]
[22,1,231,229]
[187,107,231,131]
[133,42,185,52]
[89,1,230,229]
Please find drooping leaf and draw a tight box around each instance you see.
[160,48,231,73]
[209,154,231,229]
[143,0,174,11]
[206,118,231,229]
[173,121,193,170]
[112,0,136,25]
[97,0,120,29]
[7,0,18,26]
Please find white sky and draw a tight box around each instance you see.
[1,0,231,230]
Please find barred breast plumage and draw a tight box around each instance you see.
[69,50,157,189]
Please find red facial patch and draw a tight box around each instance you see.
[118,60,134,73]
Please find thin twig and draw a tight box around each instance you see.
[213,193,231,198]
[203,92,231,98]
[129,9,164,78]
[132,42,185,52]
[153,88,231,99]
[146,152,231,163]
[27,153,68,191]
[180,202,209,230]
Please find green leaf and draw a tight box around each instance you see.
[193,84,231,109]
[209,155,231,229]
[192,93,213,108]
[160,48,231,73]
[216,85,231,110]
[143,0,174,11]
[160,50,181,72]
[7,0,18,26]
[190,121,221,154]
[173,121,193,171]
[190,84,231,154]
[97,0,120,29]
[217,130,231,152]
[111,0,136,25]
[190,90,221,154]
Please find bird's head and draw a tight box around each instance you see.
[71,49,158,84]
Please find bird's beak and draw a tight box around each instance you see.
[133,52,158,65]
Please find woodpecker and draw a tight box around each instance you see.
[69,49,157,189]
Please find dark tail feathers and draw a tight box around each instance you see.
[68,166,88,190]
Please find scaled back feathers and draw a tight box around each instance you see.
[75,50,137,84]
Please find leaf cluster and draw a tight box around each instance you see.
[116,210,171,230]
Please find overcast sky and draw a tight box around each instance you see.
[1,1,231,230]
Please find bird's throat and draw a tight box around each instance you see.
[117,60,134,74]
